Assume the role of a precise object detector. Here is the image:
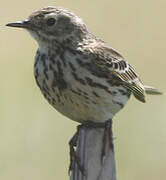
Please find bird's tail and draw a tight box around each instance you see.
[144,85,162,95]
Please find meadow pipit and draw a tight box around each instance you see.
[6,6,162,173]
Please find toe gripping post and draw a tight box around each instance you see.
[69,120,116,180]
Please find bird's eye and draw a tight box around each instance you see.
[46,18,56,26]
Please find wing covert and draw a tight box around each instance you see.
[92,43,146,102]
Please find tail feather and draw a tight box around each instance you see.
[144,85,162,95]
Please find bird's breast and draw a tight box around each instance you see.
[33,49,131,122]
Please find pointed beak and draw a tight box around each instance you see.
[6,20,30,29]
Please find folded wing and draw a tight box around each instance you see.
[92,43,146,102]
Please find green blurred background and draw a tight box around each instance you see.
[1,0,166,179]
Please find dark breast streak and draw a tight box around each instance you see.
[34,50,68,106]
[34,48,131,114]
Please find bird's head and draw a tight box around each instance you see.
[6,6,91,48]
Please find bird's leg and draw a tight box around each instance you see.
[68,121,103,175]
[81,120,113,163]
[101,119,113,161]
[68,125,85,175]
[68,120,113,175]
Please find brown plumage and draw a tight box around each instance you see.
[6,6,162,124]
[84,41,162,103]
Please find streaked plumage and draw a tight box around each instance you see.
[6,6,162,123]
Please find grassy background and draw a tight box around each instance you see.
[1,0,166,179]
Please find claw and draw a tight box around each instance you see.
[68,120,113,175]
[68,127,85,176]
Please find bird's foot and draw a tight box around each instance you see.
[68,120,113,175]
[101,120,113,162]
[68,126,85,176]
[79,120,113,163]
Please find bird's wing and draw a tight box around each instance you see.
[92,43,146,102]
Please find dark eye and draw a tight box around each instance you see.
[46,18,56,26]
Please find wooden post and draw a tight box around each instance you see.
[70,120,116,180]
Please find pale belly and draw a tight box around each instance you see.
[50,86,130,123]
[34,50,131,123]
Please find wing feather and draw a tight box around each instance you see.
[93,43,146,102]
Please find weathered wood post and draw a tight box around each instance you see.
[70,120,116,180]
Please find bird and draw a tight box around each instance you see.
[6,6,161,123]
[6,6,162,173]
